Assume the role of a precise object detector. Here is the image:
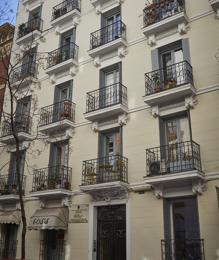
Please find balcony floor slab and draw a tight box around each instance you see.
[39,119,76,135]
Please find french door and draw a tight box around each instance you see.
[164,197,202,260]
[60,30,74,61]
[97,205,126,260]
[162,116,191,173]
[105,13,121,43]
[161,48,184,88]
[100,68,119,108]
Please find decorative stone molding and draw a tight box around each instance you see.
[95,5,102,15]
[7,141,30,152]
[118,114,129,126]
[192,181,206,195]
[91,122,99,132]
[47,129,75,143]
[89,186,128,201]
[151,106,160,118]
[93,56,101,67]
[153,187,163,199]
[70,66,79,76]
[55,26,61,35]
[73,16,80,27]
[62,197,71,207]
[118,46,127,58]
[50,74,56,84]
[178,22,188,35]
[185,96,198,109]
[147,34,156,47]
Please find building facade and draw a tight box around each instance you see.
[0,0,219,259]
[0,23,14,120]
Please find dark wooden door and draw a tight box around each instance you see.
[97,205,126,260]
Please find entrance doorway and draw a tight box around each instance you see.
[96,205,126,260]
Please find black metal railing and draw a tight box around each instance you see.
[145,61,193,96]
[82,155,128,186]
[39,100,75,127]
[17,17,43,39]
[86,83,127,113]
[161,239,205,260]
[0,174,26,195]
[47,42,79,68]
[52,0,81,20]
[143,0,185,27]
[12,62,37,83]
[90,20,126,49]
[1,114,32,137]
[32,165,72,192]
[40,240,65,260]
[146,141,202,176]
[0,239,17,259]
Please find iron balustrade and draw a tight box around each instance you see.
[0,239,17,259]
[145,60,193,96]
[0,174,26,195]
[12,61,37,83]
[86,83,127,113]
[40,240,65,260]
[82,155,128,186]
[90,20,126,49]
[52,0,81,20]
[39,100,75,126]
[1,114,32,137]
[161,239,205,260]
[47,42,79,68]
[32,165,72,192]
[17,17,43,39]
[146,141,202,176]
[143,0,185,27]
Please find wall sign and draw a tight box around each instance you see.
[69,204,89,223]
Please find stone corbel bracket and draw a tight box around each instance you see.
[70,65,79,76]
[178,22,188,35]
[118,114,129,126]
[50,74,56,85]
[91,122,99,132]
[118,46,128,58]
[153,186,164,199]
[151,105,160,118]
[192,181,206,195]
[93,56,101,67]
[185,96,198,109]
[148,34,156,47]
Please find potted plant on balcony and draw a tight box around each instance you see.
[165,78,177,89]
[152,73,161,93]
[64,180,70,190]
[12,184,18,194]
[48,179,56,189]
[61,100,72,120]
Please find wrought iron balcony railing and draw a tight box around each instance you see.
[17,17,43,39]
[32,165,72,192]
[39,100,75,127]
[12,62,37,83]
[82,155,128,186]
[52,0,81,20]
[161,239,205,260]
[0,174,26,195]
[146,141,202,176]
[1,114,32,137]
[143,0,185,27]
[86,83,127,113]
[90,20,126,49]
[0,239,17,259]
[47,42,79,68]
[145,60,193,96]
[40,240,65,260]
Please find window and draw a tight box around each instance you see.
[49,141,69,168]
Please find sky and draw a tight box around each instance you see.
[0,0,19,25]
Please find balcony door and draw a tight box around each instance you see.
[16,96,31,131]
[96,205,126,260]
[0,224,18,259]
[60,29,75,61]
[100,64,120,109]
[21,47,37,78]
[49,141,69,170]
[163,197,202,260]
[161,47,184,87]
[161,115,191,173]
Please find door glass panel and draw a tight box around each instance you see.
[103,69,119,107]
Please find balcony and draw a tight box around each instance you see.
[45,43,79,75]
[0,174,26,203]
[0,239,17,260]
[0,115,32,144]
[143,61,195,107]
[80,155,128,199]
[161,239,205,260]
[209,0,219,15]
[142,0,188,43]
[90,0,123,13]
[39,100,76,135]
[16,17,43,45]
[51,0,81,27]
[88,20,127,58]
[84,83,128,122]
[144,141,204,193]
[11,62,38,86]
[31,165,72,198]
